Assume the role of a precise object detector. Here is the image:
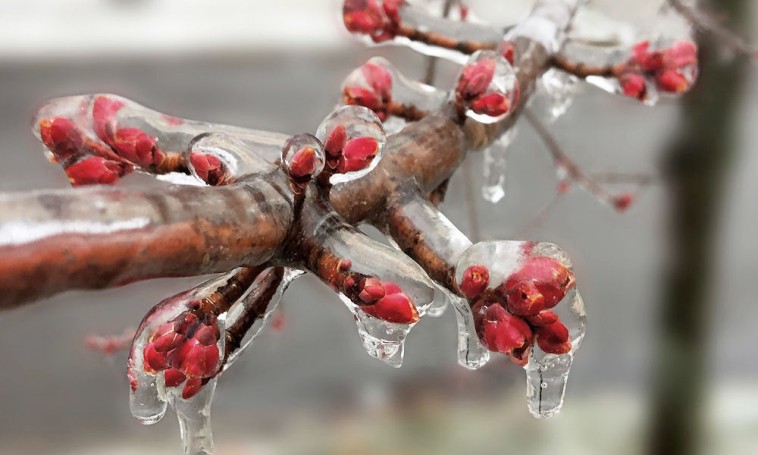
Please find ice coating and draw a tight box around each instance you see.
[280,134,326,185]
[533,68,581,122]
[188,133,277,185]
[342,0,502,64]
[32,94,289,175]
[341,57,448,121]
[454,50,519,124]
[223,268,303,369]
[481,128,517,203]
[454,241,586,417]
[315,105,386,184]
[450,291,491,369]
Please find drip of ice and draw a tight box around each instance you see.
[425,284,450,317]
[533,68,580,122]
[450,294,490,369]
[223,268,303,369]
[341,294,413,368]
[481,128,517,203]
[585,75,660,107]
[128,360,168,425]
[167,378,218,455]
[525,289,586,418]
[189,133,277,181]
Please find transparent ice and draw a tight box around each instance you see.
[481,128,517,203]
[167,378,218,455]
[533,68,581,122]
[456,50,519,124]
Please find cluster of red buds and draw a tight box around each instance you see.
[459,254,576,366]
[618,40,698,100]
[141,308,222,399]
[342,62,394,121]
[323,124,381,174]
[455,54,518,119]
[337,259,419,324]
[38,116,129,185]
[343,0,404,44]
[281,134,326,191]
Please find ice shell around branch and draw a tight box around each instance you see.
[315,105,386,184]
[188,133,277,185]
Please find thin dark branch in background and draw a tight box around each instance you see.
[590,172,658,185]
[669,0,757,59]
[515,191,563,239]
[421,0,457,84]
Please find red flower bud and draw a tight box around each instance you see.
[631,40,664,72]
[500,256,575,316]
[182,378,203,399]
[362,62,393,102]
[381,0,404,25]
[619,73,647,100]
[459,264,489,300]
[470,92,510,117]
[337,136,379,173]
[361,283,419,324]
[499,41,516,65]
[143,343,169,374]
[163,368,187,388]
[527,310,559,327]
[656,69,689,93]
[338,258,352,271]
[343,0,387,36]
[173,338,220,379]
[343,86,384,114]
[613,192,634,212]
[150,321,186,353]
[358,277,386,303]
[65,156,125,186]
[324,125,347,158]
[535,320,572,354]
[288,146,319,179]
[38,117,83,161]
[110,128,164,168]
[193,324,220,346]
[189,152,227,185]
[457,59,495,99]
[473,301,532,357]
[92,96,125,142]
[662,40,697,69]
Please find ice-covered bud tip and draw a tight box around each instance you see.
[360,280,419,324]
[189,151,228,185]
[38,117,83,162]
[625,39,698,97]
[455,50,519,124]
[342,61,394,120]
[498,41,516,65]
[343,0,403,43]
[498,256,576,317]
[459,264,489,300]
[535,320,571,354]
[92,95,125,141]
[316,105,386,184]
[613,192,635,212]
[109,127,164,168]
[619,73,647,100]
[66,156,125,186]
[473,300,532,365]
[281,134,325,185]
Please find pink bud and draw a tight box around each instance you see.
[459,264,489,300]
[535,320,572,354]
[174,338,220,379]
[498,41,516,65]
[324,125,347,158]
[110,128,164,168]
[619,73,647,100]
[193,324,220,346]
[150,321,186,353]
[473,301,533,357]
[662,40,698,69]
[182,378,204,399]
[38,117,83,162]
[613,192,634,212]
[143,343,169,374]
[92,96,125,142]
[163,368,187,388]
[337,136,379,173]
[343,86,384,113]
[359,277,385,303]
[470,92,510,117]
[189,152,227,185]
[527,310,559,327]
[362,62,393,102]
[457,60,495,99]
[288,146,319,179]
[343,0,387,36]
[656,69,690,93]
[65,156,125,186]
[381,0,404,25]
[362,284,419,324]
[500,256,575,316]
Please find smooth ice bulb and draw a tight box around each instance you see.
[455,50,519,124]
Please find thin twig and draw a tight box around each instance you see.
[421,0,457,84]
[515,191,563,238]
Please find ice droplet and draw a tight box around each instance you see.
[481,129,517,203]
[128,365,167,425]
[168,378,217,455]
[343,294,412,368]
[451,295,490,370]
[456,50,519,124]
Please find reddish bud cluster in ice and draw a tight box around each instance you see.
[338,264,420,324]
[142,308,222,399]
[618,40,698,100]
[455,57,516,119]
[343,0,405,43]
[458,252,576,365]
[342,62,394,121]
[323,125,380,174]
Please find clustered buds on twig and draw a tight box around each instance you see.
[342,62,394,121]
[455,51,519,122]
[343,0,404,43]
[459,251,576,366]
[618,40,698,100]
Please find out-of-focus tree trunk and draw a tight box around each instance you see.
[649,1,749,454]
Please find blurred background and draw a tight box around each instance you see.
[0,0,756,454]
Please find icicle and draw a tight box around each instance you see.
[167,378,218,455]
[450,294,490,369]
[344,294,413,368]
[223,268,303,369]
[481,128,517,203]
[533,68,580,122]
